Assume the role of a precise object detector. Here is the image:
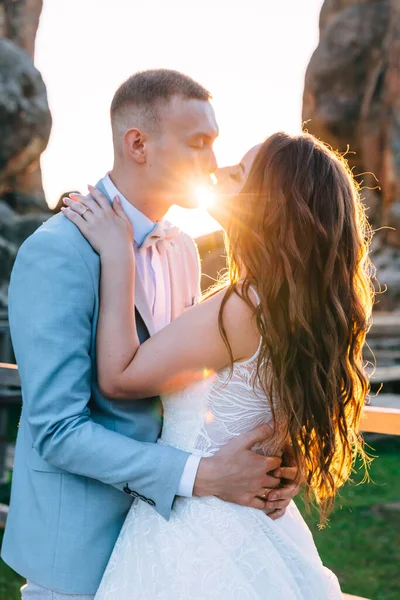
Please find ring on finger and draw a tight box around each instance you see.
[82,207,90,217]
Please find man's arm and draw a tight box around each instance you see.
[8,229,189,520]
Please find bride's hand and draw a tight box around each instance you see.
[61,185,133,258]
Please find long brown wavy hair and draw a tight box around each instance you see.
[218,132,375,523]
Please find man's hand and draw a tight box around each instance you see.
[264,466,302,520]
[193,425,282,510]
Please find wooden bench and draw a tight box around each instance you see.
[0,316,13,364]
[0,362,19,387]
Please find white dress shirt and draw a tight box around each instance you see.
[102,174,201,497]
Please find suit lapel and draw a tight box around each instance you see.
[134,265,155,335]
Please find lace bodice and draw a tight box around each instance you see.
[159,335,282,459]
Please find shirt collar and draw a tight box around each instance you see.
[102,173,157,247]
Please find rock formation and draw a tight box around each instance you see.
[0,0,52,309]
[303,0,400,310]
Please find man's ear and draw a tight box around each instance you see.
[124,128,147,164]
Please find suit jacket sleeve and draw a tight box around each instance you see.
[8,228,190,520]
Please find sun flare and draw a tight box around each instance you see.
[195,186,215,211]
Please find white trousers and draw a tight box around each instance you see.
[21,580,95,600]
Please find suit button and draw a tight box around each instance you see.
[123,485,132,495]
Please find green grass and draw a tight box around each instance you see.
[298,435,400,600]
[0,536,24,600]
[0,436,399,600]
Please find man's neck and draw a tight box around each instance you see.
[108,167,169,222]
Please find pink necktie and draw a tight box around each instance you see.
[139,221,180,251]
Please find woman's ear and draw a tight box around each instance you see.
[124,128,147,164]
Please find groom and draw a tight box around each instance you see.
[2,69,299,598]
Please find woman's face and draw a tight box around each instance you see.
[208,144,262,228]
[214,144,262,195]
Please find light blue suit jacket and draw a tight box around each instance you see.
[1,181,190,594]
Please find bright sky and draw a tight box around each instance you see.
[35,0,323,238]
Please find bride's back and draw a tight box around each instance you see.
[159,329,282,459]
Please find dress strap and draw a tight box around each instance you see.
[249,284,261,306]
[234,283,262,366]
[237,280,261,306]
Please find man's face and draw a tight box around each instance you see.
[146,96,219,208]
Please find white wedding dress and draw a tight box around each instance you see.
[95,310,343,599]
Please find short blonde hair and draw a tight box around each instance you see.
[111,69,211,145]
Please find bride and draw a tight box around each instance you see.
[62,132,373,599]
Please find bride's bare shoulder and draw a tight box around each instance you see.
[201,285,260,363]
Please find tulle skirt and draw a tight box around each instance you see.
[94,497,342,599]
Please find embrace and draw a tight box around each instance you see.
[2,69,374,599]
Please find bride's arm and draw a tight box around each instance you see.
[62,188,259,400]
[103,290,233,398]
[100,274,262,399]
[97,248,141,394]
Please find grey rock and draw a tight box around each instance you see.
[303,0,400,309]
[0,0,44,60]
[0,39,51,212]
[0,235,17,284]
[0,201,15,221]
[0,0,52,308]
[8,212,49,246]
[303,1,389,181]
[386,202,400,248]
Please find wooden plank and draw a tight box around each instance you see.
[368,394,400,409]
[0,363,18,371]
[361,406,400,436]
[0,390,22,406]
[0,363,20,387]
[364,349,400,361]
[369,365,400,383]
[0,320,9,332]
[369,313,400,337]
